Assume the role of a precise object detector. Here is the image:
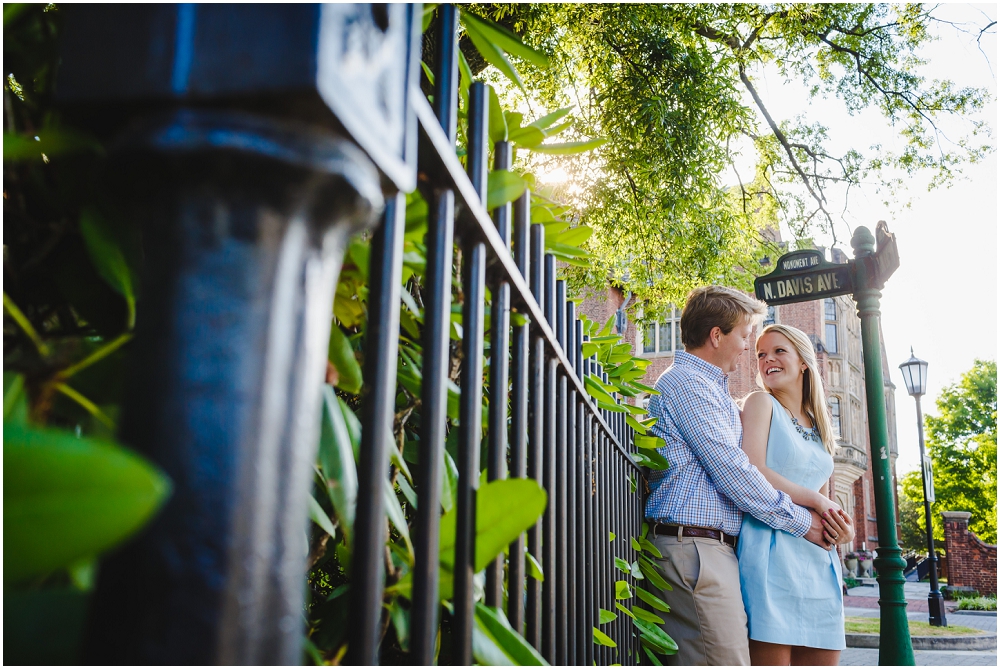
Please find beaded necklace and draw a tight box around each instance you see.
[789,416,822,443]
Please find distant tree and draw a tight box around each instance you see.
[897,488,930,553]
[900,359,997,545]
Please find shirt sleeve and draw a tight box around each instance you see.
[663,377,812,537]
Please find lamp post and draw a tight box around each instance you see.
[898,349,947,627]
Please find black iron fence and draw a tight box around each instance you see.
[59,3,645,665]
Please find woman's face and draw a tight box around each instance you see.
[757,331,808,393]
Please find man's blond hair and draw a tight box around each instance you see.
[680,286,767,349]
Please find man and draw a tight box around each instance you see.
[644,286,831,666]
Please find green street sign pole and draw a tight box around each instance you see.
[850,226,914,666]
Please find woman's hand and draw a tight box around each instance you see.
[810,493,843,518]
[820,509,855,546]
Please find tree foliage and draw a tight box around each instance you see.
[900,359,997,545]
[472,3,994,315]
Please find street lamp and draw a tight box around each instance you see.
[899,348,947,627]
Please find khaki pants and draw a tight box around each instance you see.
[647,532,750,666]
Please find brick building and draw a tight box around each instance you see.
[576,246,900,560]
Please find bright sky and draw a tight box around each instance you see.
[739,4,997,476]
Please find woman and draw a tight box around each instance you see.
[737,324,856,665]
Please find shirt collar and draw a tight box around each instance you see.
[673,350,728,386]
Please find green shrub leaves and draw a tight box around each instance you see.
[4,424,171,583]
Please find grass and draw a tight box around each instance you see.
[845,617,984,637]
[956,595,997,611]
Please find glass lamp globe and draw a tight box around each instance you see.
[898,348,928,397]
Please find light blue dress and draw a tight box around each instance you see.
[737,395,845,650]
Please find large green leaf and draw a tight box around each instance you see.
[633,618,678,655]
[584,374,618,404]
[328,325,362,394]
[308,494,338,538]
[3,128,102,162]
[461,17,526,93]
[4,423,171,582]
[529,138,607,155]
[318,385,357,544]
[615,580,632,600]
[598,608,617,624]
[549,224,593,247]
[637,555,672,591]
[636,586,670,612]
[526,550,544,581]
[592,627,617,648]
[4,372,28,423]
[508,125,546,148]
[472,624,516,666]
[390,478,546,600]
[475,603,548,666]
[383,479,414,560]
[439,478,546,574]
[528,106,573,130]
[631,605,665,625]
[487,170,528,210]
[488,85,508,143]
[459,10,549,68]
[635,435,667,451]
[638,537,663,559]
[615,602,636,619]
[79,209,136,328]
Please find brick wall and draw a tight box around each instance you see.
[942,511,998,595]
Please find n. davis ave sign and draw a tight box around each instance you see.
[754,249,854,306]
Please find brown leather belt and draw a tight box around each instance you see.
[652,523,737,548]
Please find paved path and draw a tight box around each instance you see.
[840,581,996,666]
[840,648,998,666]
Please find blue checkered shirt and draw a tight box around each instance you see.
[644,351,811,537]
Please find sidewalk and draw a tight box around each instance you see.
[840,582,996,667]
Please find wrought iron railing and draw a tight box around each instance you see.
[59,3,645,665]
[349,6,645,664]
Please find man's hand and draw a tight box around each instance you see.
[804,510,834,550]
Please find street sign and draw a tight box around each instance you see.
[923,455,935,503]
[754,249,854,306]
[873,221,900,288]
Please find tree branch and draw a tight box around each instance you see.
[737,64,834,225]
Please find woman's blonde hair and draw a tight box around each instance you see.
[756,324,836,455]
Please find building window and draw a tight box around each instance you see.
[829,397,842,439]
[639,307,683,356]
[824,299,839,353]
[825,298,837,322]
[763,305,776,326]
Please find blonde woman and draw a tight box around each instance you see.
[737,324,855,665]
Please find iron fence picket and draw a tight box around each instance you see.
[453,81,489,664]
[410,6,459,663]
[506,189,530,634]
[485,138,513,610]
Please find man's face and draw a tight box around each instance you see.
[718,318,753,374]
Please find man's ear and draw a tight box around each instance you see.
[709,326,723,349]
